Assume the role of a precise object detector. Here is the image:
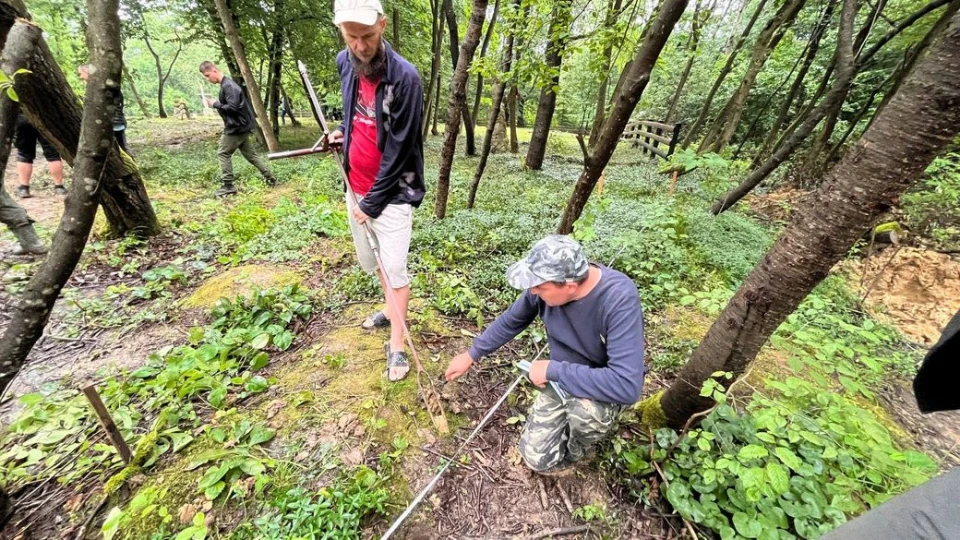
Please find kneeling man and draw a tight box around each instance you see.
[445,235,645,474]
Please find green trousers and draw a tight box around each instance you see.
[217,132,275,185]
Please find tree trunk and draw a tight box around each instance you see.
[0,0,124,392]
[660,5,960,428]
[265,0,284,137]
[435,0,489,219]
[122,65,151,118]
[432,73,442,135]
[557,0,689,234]
[423,0,445,136]
[712,0,856,214]
[680,0,769,149]
[212,0,279,151]
[472,0,500,127]
[700,0,807,153]
[525,0,573,170]
[279,84,301,127]
[142,32,168,118]
[0,11,159,238]
[393,7,401,52]
[468,8,514,209]
[588,0,625,146]
[508,84,518,152]
[665,0,707,122]
[443,0,477,154]
[754,0,834,163]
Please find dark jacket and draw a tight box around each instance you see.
[913,309,960,413]
[336,41,425,219]
[213,77,254,135]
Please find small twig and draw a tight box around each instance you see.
[537,477,550,510]
[420,446,476,471]
[683,520,699,539]
[576,132,591,165]
[555,482,575,514]
[75,494,110,540]
[527,524,591,539]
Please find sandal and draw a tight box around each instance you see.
[361,310,390,330]
[385,343,410,382]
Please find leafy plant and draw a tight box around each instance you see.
[187,419,277,500]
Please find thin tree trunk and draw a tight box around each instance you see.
[659,5,960,428]
[122,65,151,118]
[525,0,573,170]
[279,84,301,127]
[680,0,769,149]
[665,0,707,121]
[423,0,444,136]
[712,0,857,214]
[588,0,625,146]
[700,0,807,153]
[754,0,834,163]
[266,0,284,137]
[468,8,514,208]
[0,1,123,391]
[435,0,489,219]
[212,0,279,151]
[0,13,159,238]
[508,84,518,152]
[432,73,442,135]
[393,7,401,52]
[443,0,477,154]
[472,0,500,127]
[557,0,689,234]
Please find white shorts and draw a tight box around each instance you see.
[347,196,413,289]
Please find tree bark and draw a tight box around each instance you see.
[432,71,442,135]
[712,0,857,214]
[525,0,573,170]
[265,0,284,137]
[661,5,960,428]
[423,0,445,136]
[700,0,807,153]
[468,6,514,209]
[0,0,124,392]
[435,0,489,219]
[122,65,151,118]
[588,0,625,146]
[508,84,518,152]
[443,0,477,154]
[665,0,707,121]
[0,10,159,238]
[754,0,834,163]
[212,0,279,151]
[680,0,769,149]
[557,0,689,233]
[472,0,500,127]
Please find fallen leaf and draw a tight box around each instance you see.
[416,428,437,446]
[341,448,364,466]
[178,503,198,524]
[338,413,358,430]
[265,399,286,420]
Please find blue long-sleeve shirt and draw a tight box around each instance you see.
[468,264,646,405]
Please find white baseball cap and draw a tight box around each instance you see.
[334,0,385,26]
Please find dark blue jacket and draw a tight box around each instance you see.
[336,41,425,219]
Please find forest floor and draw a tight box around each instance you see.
[0,117,958,540]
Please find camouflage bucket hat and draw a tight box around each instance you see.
[506,235,590,290]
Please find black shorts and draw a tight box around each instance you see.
[14,114,61,164]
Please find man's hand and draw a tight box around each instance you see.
[323,129,344,152]
[202,97,214,108]
[352,205,370,225]
[529,360,550,388]
[445,351,475,382]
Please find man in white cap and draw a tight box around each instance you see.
[326,0,426,382]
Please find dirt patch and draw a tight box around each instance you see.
[745,188,812,223]
[849,247,960,345]
[878,381,960,469]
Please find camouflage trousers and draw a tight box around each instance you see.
[519,386,624,472]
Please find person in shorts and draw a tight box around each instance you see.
[13,113,64,198]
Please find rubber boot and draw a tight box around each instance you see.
[10,224,48,255]
[214,182,238,197]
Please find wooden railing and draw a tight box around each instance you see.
[621,120,682,159]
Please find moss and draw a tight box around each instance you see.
[637,392,668,430]
[182,264,303,309]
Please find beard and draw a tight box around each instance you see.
[349,44,387,79]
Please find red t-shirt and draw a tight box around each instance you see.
[347,75,383,197]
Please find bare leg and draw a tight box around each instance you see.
[377,269,411,380]
[17,163,32,187]
[48,160,64,186]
